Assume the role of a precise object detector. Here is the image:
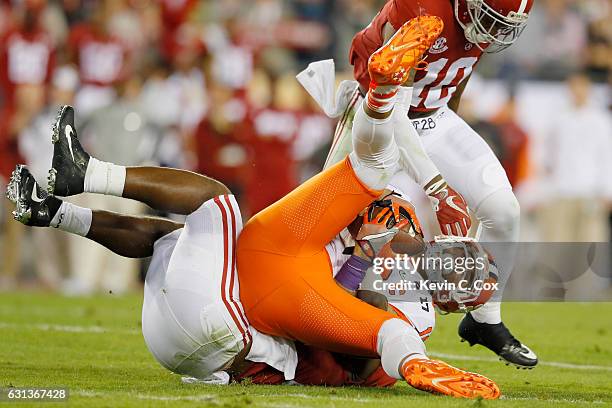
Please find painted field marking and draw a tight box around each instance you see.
[72,389,606,406]
[429,351,612,372]
[3,321,612,373]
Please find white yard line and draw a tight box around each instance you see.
[3,321,612,373]
[0,321,139,335]
[502,396,606,405]
[72,390,605,405]
[282,393,377,403]
[429,351,612,372]
[74,390,313,407]
[75,390,215,402]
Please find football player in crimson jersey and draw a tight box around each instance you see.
[322,0,537,368]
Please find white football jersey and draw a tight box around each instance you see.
[325,230,436,342]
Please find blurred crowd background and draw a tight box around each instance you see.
[0,0,610,294]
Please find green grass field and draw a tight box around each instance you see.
[0,293,611,407]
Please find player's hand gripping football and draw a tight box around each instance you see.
[351,193,414,261]
[425,176,471,236]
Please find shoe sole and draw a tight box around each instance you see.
[369,16,444,86]
[51,105,68,144]
[6,165,31,224]
[5,165,24,204]
[404,359,501,399]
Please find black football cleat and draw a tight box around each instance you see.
[459,312,538,369]
[6,165,61,227]
[47,105,90,197]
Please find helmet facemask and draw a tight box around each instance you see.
[423,236,496,314]
[455,0,530,53]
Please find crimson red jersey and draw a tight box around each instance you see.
[350,0,483,112]
[0,28,54,103]
[68,24,127,86]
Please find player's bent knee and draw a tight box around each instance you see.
[192,179,231,211]
[475,189,520,234]
[208,180,231,198]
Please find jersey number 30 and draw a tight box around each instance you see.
[412,57,478,109]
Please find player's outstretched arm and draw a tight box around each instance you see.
[47,105,230,216]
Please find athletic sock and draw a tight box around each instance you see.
[470,302,502,324]
[377,318,427,379]
[50,201,92,237]
[367,82,399,114]
[84,158,126,197]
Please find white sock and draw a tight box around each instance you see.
[84,158,126,196]
[377,318,427,379]
[367,84,399,113]
[470,302,502,324]
[50,201,92,237]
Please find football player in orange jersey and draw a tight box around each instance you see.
[236,16,500,398]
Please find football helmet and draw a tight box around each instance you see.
[454,0,533,53]
[349,191,424,261]
[424,236,498,314]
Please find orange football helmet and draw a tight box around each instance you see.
[349,192,424,261]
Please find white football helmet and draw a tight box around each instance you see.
[454,0,533,53]
[424,236,498,314]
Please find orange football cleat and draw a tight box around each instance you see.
[368,16,444,87]
[402,358,501,399]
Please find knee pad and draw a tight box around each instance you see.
[475,188,520,242]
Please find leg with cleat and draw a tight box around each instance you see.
[7,165,182,258]
[10,104,234,258]
[47,105,229,215]
[459,313,538,369]
[403,359,501,399]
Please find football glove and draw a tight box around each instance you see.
[353,192,418,261]
[425,178,471,237]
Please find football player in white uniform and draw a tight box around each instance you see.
[7,105,299,383]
